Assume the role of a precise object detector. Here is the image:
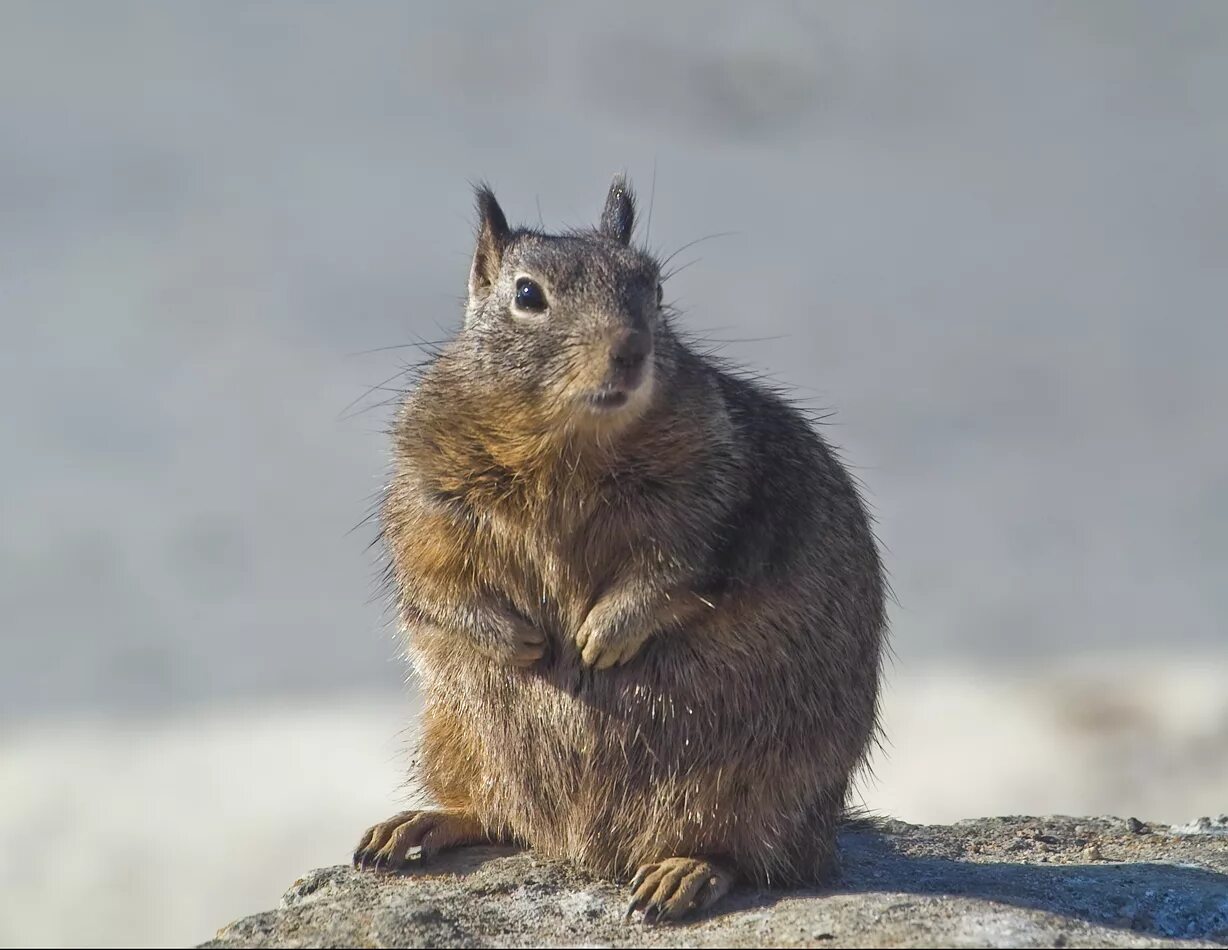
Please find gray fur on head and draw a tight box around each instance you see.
[460,180,667,430]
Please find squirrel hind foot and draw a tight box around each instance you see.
[623,856,735,924]
[352,809,487,873]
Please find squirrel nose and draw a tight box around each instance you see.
[609,327,651,373]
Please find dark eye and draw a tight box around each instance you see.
[514,277,548,313]
[656,283,664,307]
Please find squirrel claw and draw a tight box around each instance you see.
[506,639,547,667]
[576,623,650,670]
[482,619,548,668]
[623,857,733,924]
[352,810,487,873]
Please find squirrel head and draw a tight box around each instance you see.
[460,176,666,435]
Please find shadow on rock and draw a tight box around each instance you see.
[811,824,1228,943]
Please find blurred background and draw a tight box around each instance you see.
[2,1,1226,946]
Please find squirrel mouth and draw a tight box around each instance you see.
[581,362,653,415]
[586,388,630,411]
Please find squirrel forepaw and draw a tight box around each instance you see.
[478,613,547,668]
[574,612,652,670]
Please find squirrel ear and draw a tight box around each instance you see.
[599,175,635,245]
[469,184,510,298]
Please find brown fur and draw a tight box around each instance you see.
[356,178,887,907]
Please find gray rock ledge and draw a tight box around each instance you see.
[202,815,1228,948]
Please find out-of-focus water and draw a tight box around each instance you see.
[1,2,1226,946]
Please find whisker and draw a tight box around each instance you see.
[644,158,658,247]
[659,231,738,270]
[340,393,408,422]
[661,258,701,282]
[338,367,412,420]
[345,340,450,358]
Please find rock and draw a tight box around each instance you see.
[1172,816,1228,837]
[202,816,1228,948]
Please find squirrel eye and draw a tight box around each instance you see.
[514,277,548,314]
[656,283,664,306]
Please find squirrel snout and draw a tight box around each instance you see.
[580,325,655,413]
[608,327,652,376]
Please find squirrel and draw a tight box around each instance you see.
[352,177,887,923]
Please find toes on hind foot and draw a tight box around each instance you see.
[351,810,478,873]
[624,857,733,924]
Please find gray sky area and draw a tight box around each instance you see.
[3,2,1226,719]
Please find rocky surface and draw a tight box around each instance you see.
[203,815,1228,948]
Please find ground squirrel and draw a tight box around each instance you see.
[353,177,887,922]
